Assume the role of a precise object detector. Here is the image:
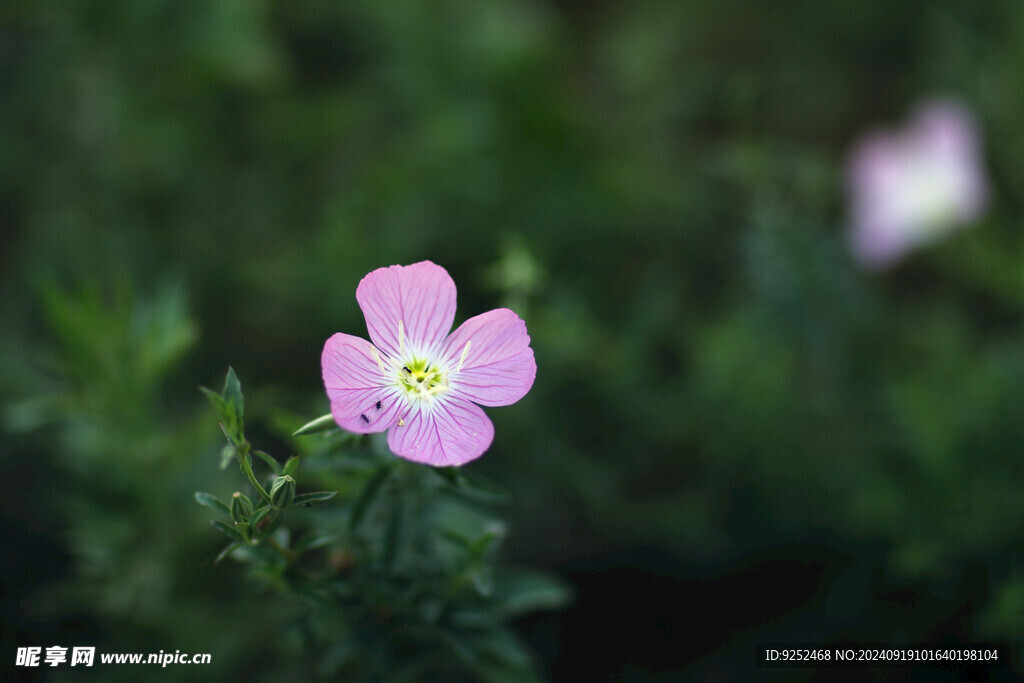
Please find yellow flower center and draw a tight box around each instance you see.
[398,358,449,401]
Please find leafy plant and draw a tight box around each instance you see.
[197,369,570,681]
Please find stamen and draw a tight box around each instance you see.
[456,340,472,372]
[369,346,386,373]
[398,417,405,427]
[398,320,405,357]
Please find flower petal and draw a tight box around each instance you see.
[356,261,457,360]
[441,308,536,407]
[322,333,403,433]
[387,397,494,466]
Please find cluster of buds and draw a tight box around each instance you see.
[196,369,335,559]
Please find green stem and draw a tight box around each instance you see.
[267,536,295,564]
[237,442,272,503]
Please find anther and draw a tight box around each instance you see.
[369,346,387,373]
[456,340,472,372]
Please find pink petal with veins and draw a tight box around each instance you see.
[442,308,536,407]
[322,332,401,433]
[356,261,457,359]
[387,398,495,466]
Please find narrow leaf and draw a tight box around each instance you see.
[493,569,573,618]
[199,386,226,411]
[294,532,339,553]
[219,444,235,470]
[222,367,244,421]
[384,489,406,567]
[471,568,495,597]
[432,467,464,486]
[218,422,238,447]
[349,466,392,532]
[250,505,273,528]
[470,531,502,560]
[222,399,241,444]
[211,519,244,542]
[253,450,281,474]
[256,510,285,540]
[441,530,473,549]
[293,413,337,436]
[293,491,337,506]
[451,472,511,504]
[215,542,242,564]
[194,491,231,516]
[282,454,301,476]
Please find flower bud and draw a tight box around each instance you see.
[230,492,254,523]
[270,475,296,509]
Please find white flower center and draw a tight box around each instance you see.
[368,322,473,406]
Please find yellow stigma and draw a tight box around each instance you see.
[398,358,449,401]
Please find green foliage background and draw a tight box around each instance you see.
[3,0,1024,678]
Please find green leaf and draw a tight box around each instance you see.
[432,467,464,486]
[253,450,281,474]
[282,454,301,476]
[194,491,231,516]
[441,529,473,549]
[349,465,392,532]
[223,367,244,422]
[294,532,339,554]
[471,567,495,597]
[250,505,273,528]
[384,488,406,567]
[218,444,235,470]
[293,491,337,506]
[218,422,238,447]
[468,628,539,683]
[420,598,442,624]
[439,627,539,682]
[223,399,242,444]
[442,628,539,681]
[214,542,241,564]
[293,413,337,436]
[211,519,245,542]
[470,531,502,561]
[317,639,357,677]
[449,471,510,505]
[199,385,226,412]
[439,629,480,669]
[492,569,573,619]
[474,627,533,667]
[235,521,251,542]
[256,510,285,540]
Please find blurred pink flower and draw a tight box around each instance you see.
[322,261,536,467]
[846,100,990,267]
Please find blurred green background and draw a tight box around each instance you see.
[3,0,1024,679]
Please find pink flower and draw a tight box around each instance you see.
[321,261,536,466]
[846,100,990,268]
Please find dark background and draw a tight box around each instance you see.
[3,1,1024,679]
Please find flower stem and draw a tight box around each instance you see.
[237,441,272,503]
[266,536,295,564]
